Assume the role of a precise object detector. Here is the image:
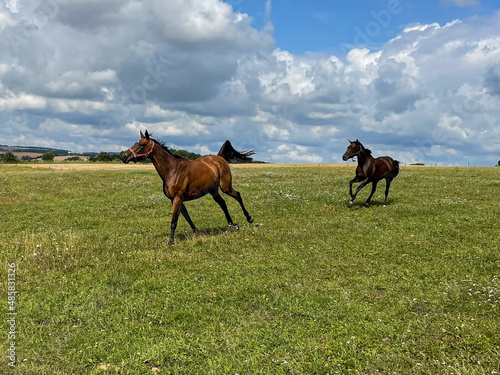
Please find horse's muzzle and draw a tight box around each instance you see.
[122,151,134,164]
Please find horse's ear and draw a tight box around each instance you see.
[145,130,150,140]
[355,139,359,143]
[140,130,145,138]
[348,139,352,143]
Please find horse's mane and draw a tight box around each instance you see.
[151,138,184,159]
[356,140,372,156]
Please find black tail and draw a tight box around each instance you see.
[394,160,400,177]
[217,140,255,163]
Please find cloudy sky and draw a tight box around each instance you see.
[1,0,499,165]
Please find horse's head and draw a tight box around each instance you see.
[342,139,363,161]
[122,130,155,164]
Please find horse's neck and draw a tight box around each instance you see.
[357,150,373,166]
[151,145,178,182]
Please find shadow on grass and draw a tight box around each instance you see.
[193,226,230,236]
[147,226,234,245]
[345,198,399,208]
[176,226,235,242]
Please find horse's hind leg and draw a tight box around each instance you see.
[210,189,239,230]
[222,187,253,224]
[219,170,253,223]
[180,203,197,233]
[384,177,393,206]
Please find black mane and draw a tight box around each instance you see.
[152,138,184,159]
[356,140,372,156]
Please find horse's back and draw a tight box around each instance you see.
[188,155,227,176]
[374,156,399,179]
[167,156,231,199]
[189,155,232,183]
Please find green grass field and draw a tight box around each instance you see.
[1,164,499,374]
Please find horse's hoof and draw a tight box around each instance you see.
[168,240,175,246]
[383,204,387,207]
[247,216,254,224]
[349,200,353,205]
[229,223,239,231]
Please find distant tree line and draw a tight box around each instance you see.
[88,152,121,162]
[87,148,202,162]
[0,152,18,162]
[42,152,55,161]
[169,148,202,160]
[1,148,203,163]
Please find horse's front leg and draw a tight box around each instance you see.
[349,177,362,204]
[168,196,183,246]
[350,179,369,205]
[349,178,356,199]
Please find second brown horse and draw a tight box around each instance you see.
[123,130,254,245]
[342,139,399,206]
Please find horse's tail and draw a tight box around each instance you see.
[217,140,255,163]
[394,160,400,177]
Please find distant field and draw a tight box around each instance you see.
[1,164,499,374]
[1,162,353,171]
[0,146,89,162]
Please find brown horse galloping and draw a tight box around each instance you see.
[342,139,399,206]
[122,130,255,245]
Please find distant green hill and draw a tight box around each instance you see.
[0,145,69,156]
[0,145,266,163]
[0,145,202,161]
